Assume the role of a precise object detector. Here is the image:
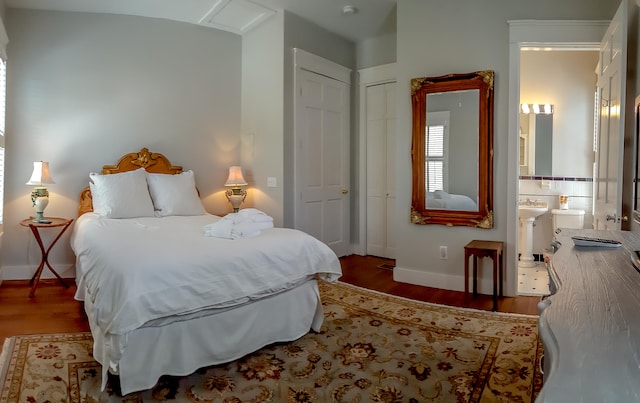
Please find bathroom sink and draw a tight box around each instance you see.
[518,203,548,219]
[518,201,548,268]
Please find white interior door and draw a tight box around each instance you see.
[294,51,350,257]
[594,1,626,230]
[366,82,396,258]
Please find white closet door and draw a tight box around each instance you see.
[295,67,350,257]
[366,82,396,258]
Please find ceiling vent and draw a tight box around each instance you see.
[199,0,277,35]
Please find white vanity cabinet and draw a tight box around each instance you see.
[536,229,640,402]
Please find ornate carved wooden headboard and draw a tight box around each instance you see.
[78,148,183,216]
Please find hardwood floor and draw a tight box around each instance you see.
[0,254,540,341]
[0,279,90,342]
[339,255,541,315]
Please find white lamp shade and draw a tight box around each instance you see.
[26,161,55,186]
[224,166,247,187]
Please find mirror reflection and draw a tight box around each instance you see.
[411,70,494,228]
[519,104,554,176]
[425,90,479,211]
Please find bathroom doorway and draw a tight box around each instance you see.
[518,49,599,295]
[508,20,608,296]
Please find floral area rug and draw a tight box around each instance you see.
[0,282,543,402]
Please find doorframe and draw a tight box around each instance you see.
[355,63,396,256]
[507,20,608,296]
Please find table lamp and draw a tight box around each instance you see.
[224,166,247,212]
[26,161,55,223]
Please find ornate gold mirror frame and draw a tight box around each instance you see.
[410,71,494,228]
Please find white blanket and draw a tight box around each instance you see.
[71,213,342,335]
[427,191,478,211]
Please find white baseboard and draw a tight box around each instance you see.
[393,265,497,295]
[1,264,76,281]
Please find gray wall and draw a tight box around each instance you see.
[394,0,619,294]
[356,5,397,69]
[241,12,285,226]
[3,9,242,276]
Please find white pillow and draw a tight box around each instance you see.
[89,168,155,218]
[146,170,206,216]
[434,190,451,199]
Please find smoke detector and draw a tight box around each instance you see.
[342,5,357,15]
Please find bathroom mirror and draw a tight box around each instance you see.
[519,108,553,176]
[411,70,494,228]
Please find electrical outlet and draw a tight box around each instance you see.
[267,177,277,187]
[439,246,448,260]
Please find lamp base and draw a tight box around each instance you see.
[32,212,47,223]
[31,189,49,223]
[226,188,247,213]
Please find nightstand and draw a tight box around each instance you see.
[20,217,74,298]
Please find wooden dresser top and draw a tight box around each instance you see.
[538,228,640,402]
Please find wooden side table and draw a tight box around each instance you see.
[20,217,74,298]
[464,240,504,311]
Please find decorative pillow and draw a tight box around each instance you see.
[434,190,452,199]
[146,170,206,216]
[89,168,155,218]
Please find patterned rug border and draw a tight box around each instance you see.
[334,281,541,319]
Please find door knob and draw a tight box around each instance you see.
[341,189,348,194]
[606,214,628,223]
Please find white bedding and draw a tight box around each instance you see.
[427,191,478,211]
[71,213,342,336]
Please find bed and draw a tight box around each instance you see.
[426,190,478,211]
[71,148,342,395]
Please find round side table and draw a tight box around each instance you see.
[20,217,74,298]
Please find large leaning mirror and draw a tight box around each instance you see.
[411,70,494,228]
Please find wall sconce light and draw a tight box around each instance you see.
[26,161,55,223]
[521,103,554,114]
[224,166,247,213]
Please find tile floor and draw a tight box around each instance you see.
[518,263,550,296]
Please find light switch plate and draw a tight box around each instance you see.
[267,177,277,187]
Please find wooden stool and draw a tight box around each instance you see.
[464,240,504,311]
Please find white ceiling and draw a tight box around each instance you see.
[4,0,397,42]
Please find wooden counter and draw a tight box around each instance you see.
[537,229,640,402]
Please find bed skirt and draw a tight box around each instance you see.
[84,279,324,395]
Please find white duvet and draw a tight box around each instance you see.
[426,191,478,211]
[71,213,342,335]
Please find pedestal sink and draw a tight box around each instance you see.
[518,201,548,267]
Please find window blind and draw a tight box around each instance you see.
[426,124,445,192]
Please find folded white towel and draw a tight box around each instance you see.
[230,223,262,239]
[203,219,234,239]
[203,209,274,239]
[225,208,274,224]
